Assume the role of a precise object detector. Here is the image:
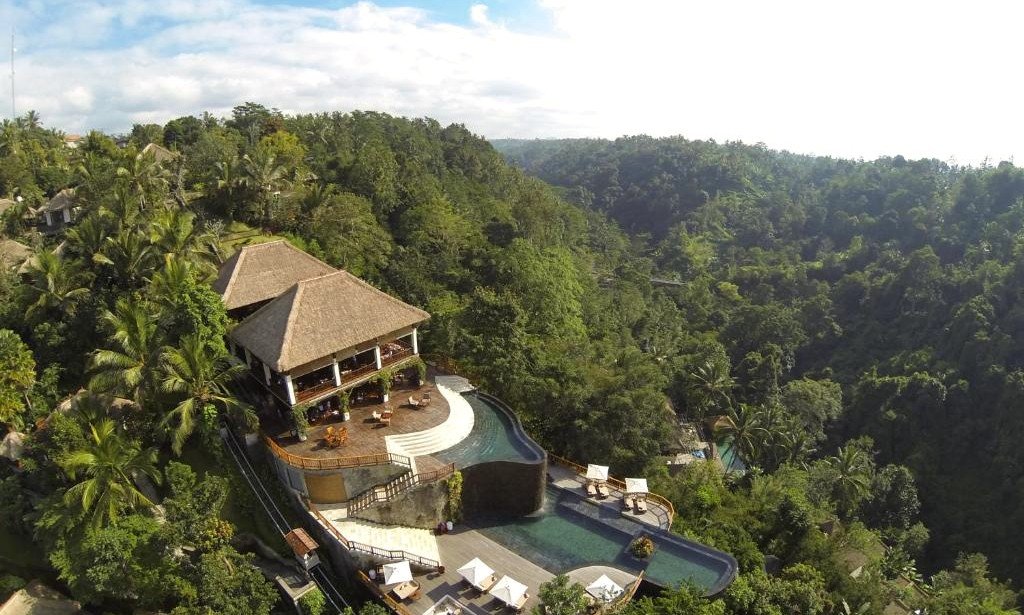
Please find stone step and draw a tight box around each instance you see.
[385,383,474,459]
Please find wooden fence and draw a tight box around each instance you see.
[356,570,418,615]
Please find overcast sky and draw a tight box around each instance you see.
[4,0,1023,163]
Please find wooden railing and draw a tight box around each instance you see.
[309,504,442,570]
[263,435,411,470]
[381,347,414,368]
[348,463,456,516]
[342,362,378,381]
[548,454,676,525]
[295,379,338,403]
[356,570,417,615]
[609,570,644,610]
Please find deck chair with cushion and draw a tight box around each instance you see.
[596,482,610,498]
[586,482,598,497]
[408,396,421,408]
[380,409,393,426]
[635,497,648,513]
[622,495,635,510]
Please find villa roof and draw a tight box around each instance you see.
[141,142,178,163]
[43,189,75,213]
[230,270,430,373]
[0,198,15,215]
[0,240,32,271]
[213,240,336,311]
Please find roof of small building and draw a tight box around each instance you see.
[0,580,84,614]
[0,240,33,270]
[141,142,178,163]
[0,431,26,461]
[284,528,318,557]
[230,269,430,372]
[213,240,337,311]
[43,189,75,213]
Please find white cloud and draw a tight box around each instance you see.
[6,0,1024,162]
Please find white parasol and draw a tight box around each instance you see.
[490,575,528,607]
[624,477,648,495]
[382,560,413,585]
[457,557,495,588]
[585,464,609,481]
[586,574,623,602]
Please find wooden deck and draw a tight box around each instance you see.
[262,375,450,460]
[373,528,638,615]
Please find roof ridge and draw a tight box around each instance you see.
[279,281,306,372]
[337,270,431,318]
[221,248,247,307]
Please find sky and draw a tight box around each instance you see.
[3,0,1024,163]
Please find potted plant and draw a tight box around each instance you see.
[630,535,655,559]
[414,358,428,388]
[339,390,351,422]
[376,369,395,403]
[292,404,310,441]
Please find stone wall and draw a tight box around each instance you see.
[296,463,408,504]
[351,480,447,529]
[461,458,546,518]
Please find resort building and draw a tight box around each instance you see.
[40,188,77,231]
[216,242,738,615]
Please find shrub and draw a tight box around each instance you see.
[299,587,326,615]
[445,471,463,523]
[630,535,655,558]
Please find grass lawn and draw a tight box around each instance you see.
[219,221,287,253]
[177,445,290,556]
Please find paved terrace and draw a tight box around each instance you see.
[361,526,638,615]
[547,463,672,530]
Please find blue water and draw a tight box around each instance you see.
[474,486,731,593]
[434,393,540,467]
[717,438,748,474]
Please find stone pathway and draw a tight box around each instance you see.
[321,513,441,563]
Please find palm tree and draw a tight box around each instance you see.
[159,334,250,454]
[116,149,170,210]
[90,297,164,406]
[684,360,734,419]
[148,208,217,266]
[827,445,874,518]
[716,403,768,463]
[241,149,289,226]
[24,251,89,318]
[66,214,112,267]
[60,418,160,530]
[95,226,159,288]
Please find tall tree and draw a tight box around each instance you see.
[90,297,163,405]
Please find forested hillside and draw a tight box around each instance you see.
[497,136,1024,584]
[0,110,1016,614]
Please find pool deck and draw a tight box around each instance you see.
[263,373,451,461]
[371,526,637,615]
[547,465,671,530]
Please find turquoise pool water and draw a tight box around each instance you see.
[434,393,541,467]
[473,486,733,594]
[717,438,748,474]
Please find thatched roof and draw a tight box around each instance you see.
[0,198,16,215]
[230,270,430,372]
[0,431,25,461]
[0,580,84,614]
[18,242,66,276]
[0,240,33,271]
[43,189,74,213]
[141,142,178,163]
[213,240,336,311]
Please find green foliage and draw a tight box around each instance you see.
[291,404,311,437]
[173,548,278,615]
[0,574,26,602]
[445,470,463,522]
[0,329,35,427]
[630,535,655,558]
[533,574,589,615]
[299,587,326,615]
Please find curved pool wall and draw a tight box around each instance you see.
[435,391,547,517]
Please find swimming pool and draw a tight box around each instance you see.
[473,486,736,595]
[434,392,543,468]
[717,438,748,474]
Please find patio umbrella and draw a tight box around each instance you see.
[490,575,528,607]
[457,557,495,587]
[585,464,609,481]
[624,477,648,495]
[586,574,623,602]
[382,560,413,585]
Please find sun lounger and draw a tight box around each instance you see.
[408,396,421,408]
[380,410,393,426]
[635,497,648,513]
[512,592,529,612]
[623,495,635,510]
[586,482,598,497]
[596,483,610,498]
[473,574,498,592]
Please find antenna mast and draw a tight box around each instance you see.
[9,30,14,120]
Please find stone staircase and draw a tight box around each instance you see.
[319,512,441,565]
[385,381,475,460]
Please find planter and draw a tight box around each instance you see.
[629,535,656,559]
[298,432,308,442]
[343,411,351,422]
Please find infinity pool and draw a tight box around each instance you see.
[434,392,542,468]
[473,486,735,595]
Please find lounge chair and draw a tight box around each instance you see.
[408,396,421,408]
[622,495,635,510]
[473,574,498,593]
[596,483,610,498]
[635,497,648,514]
[512,592,529,612]
[586,482,598,497]
[420,393,432,407]
[380,410,393,426]
[372,410,382,421]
